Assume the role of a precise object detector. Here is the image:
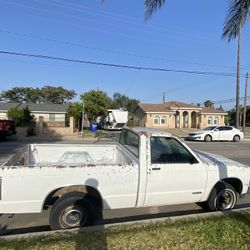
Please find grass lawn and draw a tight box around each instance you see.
[0,211,249,250]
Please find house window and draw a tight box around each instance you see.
[214,117,219,125]
[160,116,167,125]
[153,115,160,125]
[49,113,56,121]
[208,116,213,125]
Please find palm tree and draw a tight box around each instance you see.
[144,0,166,19]
[222,0,250,128]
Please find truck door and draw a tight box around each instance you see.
[144,137,207,207]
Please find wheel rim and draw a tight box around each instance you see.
[205,136,211,142]
[234,136,239,142]
[214,189,236,210]
[59,205,87,228]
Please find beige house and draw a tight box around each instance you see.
[133,101,227,129]
[0,103,69,127]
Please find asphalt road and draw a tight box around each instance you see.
[0,137,249,236]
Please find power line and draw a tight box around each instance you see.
[38,0,218,43]
[0,50,242,77]
[0,0,233,51]
[213,96,250,104]
[1,28,246,70]
[0,0,183,47]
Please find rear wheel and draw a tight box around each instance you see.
[204,135,212,142]
[207,183,238,211]
[49,192,95,230]
[233,135,240,142]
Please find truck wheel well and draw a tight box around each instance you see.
[43,185,103,210]
[219,178,243,194]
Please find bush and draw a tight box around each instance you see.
[26,121,36,137]
[8,106,34,127]
[127,119,134,127]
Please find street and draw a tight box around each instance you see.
[0,137,249,236]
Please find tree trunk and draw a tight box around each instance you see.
[235,28,241,128]
[243,73,248,133]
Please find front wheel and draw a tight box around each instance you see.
[204,135,212,142]
[233,135,240,142]
[49,192,95,230]
[207,183,238,211]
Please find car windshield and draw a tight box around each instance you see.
[202,126,217,131]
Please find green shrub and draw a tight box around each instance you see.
[8,106,34,127]
[127,119,134,127]
[26,121,36,137]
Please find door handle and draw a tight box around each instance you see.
[152,167,161,170]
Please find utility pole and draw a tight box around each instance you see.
[235,27,241,129]
[81,100,84,133]
[243,73,248,134]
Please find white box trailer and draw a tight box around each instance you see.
[103,109,128,130]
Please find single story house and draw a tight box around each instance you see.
[133,101,227,129]
[0,102,69,127]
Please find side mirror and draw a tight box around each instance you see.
[189,157,198,164]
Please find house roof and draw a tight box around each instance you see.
[137,101,201,113]
[165,101,201,109]
[135,101,227,115]
[200,107,227,114]
[0,103,21,111]
[136,103,174,113]
[0,102,69,113]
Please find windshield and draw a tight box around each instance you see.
[202,126,217,131]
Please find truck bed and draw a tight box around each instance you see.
[2,144,134,167]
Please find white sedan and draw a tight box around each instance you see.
[185,126,244,142]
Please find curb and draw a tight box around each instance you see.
[1,207,249,241]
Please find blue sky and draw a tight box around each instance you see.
[0,0,250,110]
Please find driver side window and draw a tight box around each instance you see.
[150,137,198,164]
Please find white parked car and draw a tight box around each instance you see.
[186,126,244,142]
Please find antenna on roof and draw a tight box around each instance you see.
[161,92,166,103]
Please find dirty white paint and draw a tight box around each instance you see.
[0,127,249,215]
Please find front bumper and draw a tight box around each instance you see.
[185,136,202,141]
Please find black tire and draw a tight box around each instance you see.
[233,135,240,142]
[204,135,212,142]
[49,192,95,230]
[207,183,238,211]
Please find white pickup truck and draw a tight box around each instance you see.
[0,127,249,230]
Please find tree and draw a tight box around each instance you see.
[81,90,112,123]
[218,104,224,111]
[144,0,166,19]
[222,0,250,128]
[0,87,39,103]
[40,86,76,104]
[7,106,33,126]
[112,93,129,110]
[0,86,76,104]
[112,92,139,114]
[204,100,214,108]
[67,102,83,129]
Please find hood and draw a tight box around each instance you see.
[189,131,204,135]
[194,150,250,169]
